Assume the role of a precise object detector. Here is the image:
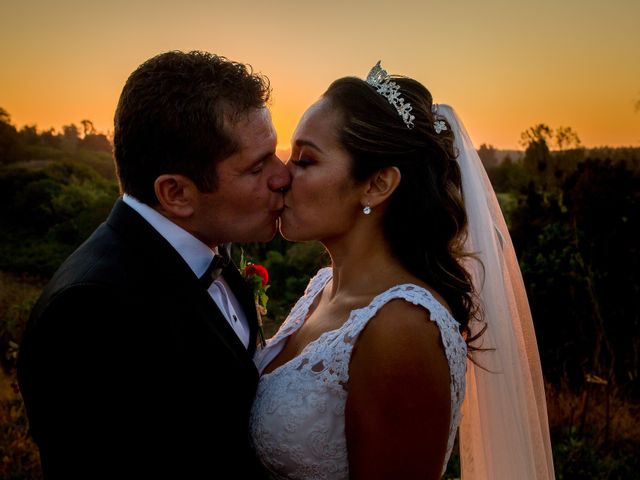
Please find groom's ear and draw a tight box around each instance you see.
[154,174,196,218]
[362,166,401,208]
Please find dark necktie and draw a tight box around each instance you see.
[198,252,230,289]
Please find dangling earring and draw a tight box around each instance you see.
[362,204,372,215]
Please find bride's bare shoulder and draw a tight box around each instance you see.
[349,299,449,404]
[352,292,452,360]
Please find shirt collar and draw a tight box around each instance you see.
[122,194,215,278]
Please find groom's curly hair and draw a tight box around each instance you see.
[113,50,271,205]
[323,77,484,350]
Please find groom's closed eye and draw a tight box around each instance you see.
[248,149,280,174]
[247,153,273,175]
[250,160,265,175]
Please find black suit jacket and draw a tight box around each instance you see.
[18,199,265,479]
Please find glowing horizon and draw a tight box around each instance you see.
[2,0,639,151]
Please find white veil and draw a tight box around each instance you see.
[435,105,556,479]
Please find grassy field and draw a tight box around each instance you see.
[0,272,44,479]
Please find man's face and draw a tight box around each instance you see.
[191,107,291,246]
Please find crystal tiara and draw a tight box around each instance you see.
[365,61,415,129]
[366,61,447,134]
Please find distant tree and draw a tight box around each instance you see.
[519,124,585,191]
[61,124,79,150]
[555,126,581,150]
[41,128,61,148]
[19,125,39,146]
[520,124,553,147]
[0,107,10,124]
[0,107,19,163]
[521,124,553,186]
[477,143,499,169]
[80,119,96,137]
[79,133,112,153]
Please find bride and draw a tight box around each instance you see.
[250,62,555,479]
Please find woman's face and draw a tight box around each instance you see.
[280,98,365,242]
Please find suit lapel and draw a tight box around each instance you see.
[105,199,257,365]
[189,282,257,364]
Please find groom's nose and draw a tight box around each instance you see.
[268,158,291,192]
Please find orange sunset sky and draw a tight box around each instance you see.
[2,0,639,150]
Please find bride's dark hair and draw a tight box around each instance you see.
[323,76,482,345]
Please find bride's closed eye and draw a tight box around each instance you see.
[289,157,314,168]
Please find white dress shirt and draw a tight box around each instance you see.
[122,194,250,349]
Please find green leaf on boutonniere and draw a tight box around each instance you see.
[239,250,269,348]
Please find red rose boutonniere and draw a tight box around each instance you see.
[240,253,269,348]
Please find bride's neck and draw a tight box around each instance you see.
[322,224,405,300]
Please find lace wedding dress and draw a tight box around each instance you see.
[250,267,467,479]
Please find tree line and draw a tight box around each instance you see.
[0,108,112,161]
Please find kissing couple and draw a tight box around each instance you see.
[18,51,555,479]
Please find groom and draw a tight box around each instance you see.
[17,51,289,478]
